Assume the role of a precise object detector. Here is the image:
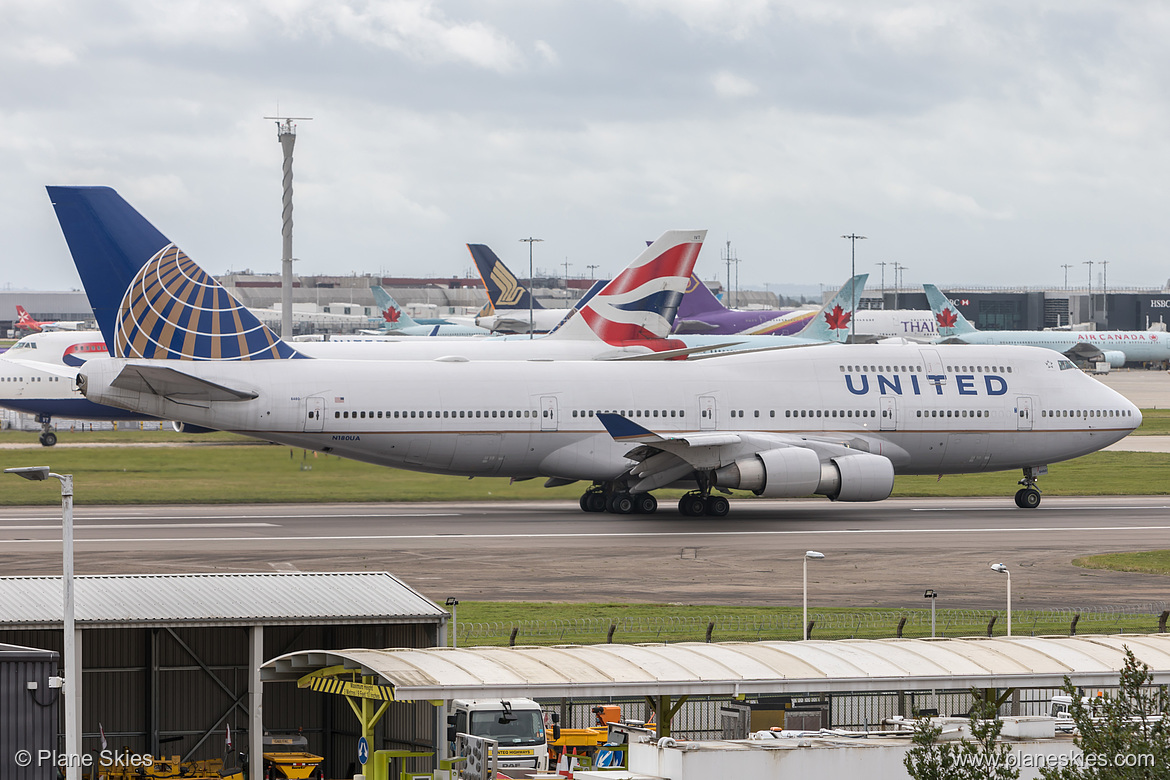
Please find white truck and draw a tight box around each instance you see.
[447,698,555,773]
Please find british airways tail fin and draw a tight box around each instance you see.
[370,285,420,329]
[923,284,977,337]
[549,230,706,344]
[794,274,868,342]
[47,186,303,360]
[467,244,546,310]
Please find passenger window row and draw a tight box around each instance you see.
[1042,409,1133,418]
[334,409,545,419]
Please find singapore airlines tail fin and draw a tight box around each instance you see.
[923,284,978,338]
[370,286,421,330]
[792,274,869,343]
[548,230,706,344]
[467,244,546,311]
[47,186,303,361]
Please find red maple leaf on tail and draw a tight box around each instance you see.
[823,304,851,330]
[384,308,401,323]
[936,308,957,328]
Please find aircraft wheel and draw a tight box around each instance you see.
[705,495,730,517]
[39,432,57,447]
[678,495,706,517]
[633,493,658,514]
[579,494,593,512]
[1020,488,1041,509]
[1013,489,1026,508]
[584,492,607,513]
[607,493,635,515]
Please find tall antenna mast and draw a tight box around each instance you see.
[263,115,312,339]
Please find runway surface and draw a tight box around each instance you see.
[2,496,1169,610]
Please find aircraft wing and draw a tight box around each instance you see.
[595,413,904,494]
[2,358,80,379]
[1064,342,1105,361]
[108,364,258,403]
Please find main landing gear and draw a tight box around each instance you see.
[579,486,658,515]
[578,484,733,517]
[35,414,57,447]
[1014,466,1043,509]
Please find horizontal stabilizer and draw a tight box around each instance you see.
[111,364,258,402]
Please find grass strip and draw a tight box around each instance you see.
[1074,551,1170,576]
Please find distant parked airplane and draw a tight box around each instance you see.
[14,305,84,332]
[367,286,489,336]
[923,284,1170,368]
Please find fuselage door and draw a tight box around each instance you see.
[1016,396,1034,431]
[540,395,558,431]
[880,397,897,431]
[699,395,717,430]
[304,396,324,432]
[921,348,946,386]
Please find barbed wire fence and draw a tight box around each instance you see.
[455,602,1169,647]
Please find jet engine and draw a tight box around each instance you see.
[1101,350,1126,368]
[714,448,894,501]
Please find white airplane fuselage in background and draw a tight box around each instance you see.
[854,309,938,340]
[80,343,1139,493]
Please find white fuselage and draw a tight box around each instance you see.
[951,329,1170,363]
[80,344,1139,485]
[854,309,938,339]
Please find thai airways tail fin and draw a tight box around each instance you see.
[794,274,869,342]
[47,186,303,360]
[370,286,420,329]
[923,284,977,337]
[467,244,546,310]
[677,274,727,319]
[548,230,706,344]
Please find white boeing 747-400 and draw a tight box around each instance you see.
[53,186,1140,515]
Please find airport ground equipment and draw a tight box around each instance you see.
[447,698,550,773]
[260,733,324,780]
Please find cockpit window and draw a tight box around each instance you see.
[1057,360,1077,371]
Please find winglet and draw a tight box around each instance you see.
[922,284,977,337]
[596,413,663,442]
[467,244,546,310]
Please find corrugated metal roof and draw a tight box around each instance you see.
[0,572,446,628]
[263,634,1170,699]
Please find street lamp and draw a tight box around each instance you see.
[841,235,867,341]
[990,563,1011,637]
[445,597,460,648]
[803,551,825,640]
[923,589,938,638]
[1083,260,1094,322]
[6,466,78,779]
[519,237,543,339]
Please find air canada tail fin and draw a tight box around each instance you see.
[794,274,868,342]
[47,186,303,360]
[370,286,420,329]
[467,244,545,310]
[548,230,706,344]
[923,284,977,337]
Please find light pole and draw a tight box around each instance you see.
[892,262,906,309]
[1083,260,1094,322]
[841,235,867,341]
[990,563,1011,637]
[877,261,888,308]
[803,551,825,640]
[445,597,460,648]
[1100,260,1110,328]
[1061,263,1073,289]
[6,466,78,778]
[586,264,599,280]
[519,238,543,339]
[923,589,938,638]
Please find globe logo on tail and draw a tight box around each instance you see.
[115,245,301,360]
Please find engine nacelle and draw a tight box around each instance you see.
[713,447,823,498]
[171,421,218,434]
[816,453,895,502]
[1101,350,1126,368]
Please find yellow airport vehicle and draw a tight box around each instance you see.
[262,734,324,780]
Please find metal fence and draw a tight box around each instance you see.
[457,602,1169,647]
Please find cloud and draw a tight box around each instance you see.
[711,70,758,99]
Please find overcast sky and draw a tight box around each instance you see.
[3,0,1169,294]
